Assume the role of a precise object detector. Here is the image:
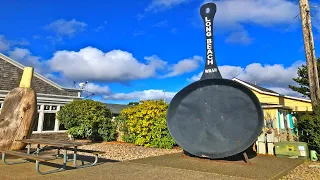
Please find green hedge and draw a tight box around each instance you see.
[116,100,176,149]
[57,99,116,141]
[295,106,320,153]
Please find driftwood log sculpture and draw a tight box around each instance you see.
[0,67,37,150]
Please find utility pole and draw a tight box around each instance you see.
[299,0,320,109]
[163,90,166,103]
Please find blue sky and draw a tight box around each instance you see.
[1,0,320,104]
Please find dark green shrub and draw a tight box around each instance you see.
[118,100,176,149]
[295,106,320,153]
[57,99,116,141]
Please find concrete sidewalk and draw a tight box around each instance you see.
[0,153,304,180]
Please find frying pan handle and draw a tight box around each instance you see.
[200,2,222,80]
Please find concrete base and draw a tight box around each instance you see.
[130,152,305,180]
[0,152,304,180]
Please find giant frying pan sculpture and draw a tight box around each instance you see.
[166,2,264,159]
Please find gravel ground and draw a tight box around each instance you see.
[77,141,183,161]
[280,161,320,180]
[28,140,182,161]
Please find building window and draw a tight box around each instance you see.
[43,113,56,131]
[31,104,68,133]
[44,105,51,111]
[33,113,39,131]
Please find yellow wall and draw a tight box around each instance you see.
[253,91,280,105]
[251,89,312,112]
[283,98,312,112]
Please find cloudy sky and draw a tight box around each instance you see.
[1,0,320,104]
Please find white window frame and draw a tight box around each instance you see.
[32,104,67,134]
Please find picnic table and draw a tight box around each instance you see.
[1,139,105,175]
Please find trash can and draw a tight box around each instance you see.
[310,150,318,161]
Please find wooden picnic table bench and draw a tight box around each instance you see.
[1,139,105,175]
[1,150,56,162]
[51,146,105,155]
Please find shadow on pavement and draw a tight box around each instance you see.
[183,144,257,163]
[4,153,119,171]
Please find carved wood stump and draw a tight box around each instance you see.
[0,67,37,150]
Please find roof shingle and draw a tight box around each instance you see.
[105,103,129,115]
[233,78,279,94]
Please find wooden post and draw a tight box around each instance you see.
[299,0,320,109]
[0,67,37,151]
[19,67,34,88]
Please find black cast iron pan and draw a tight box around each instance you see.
[166,2,264,159]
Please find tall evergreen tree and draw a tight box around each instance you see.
[288,58,320,98]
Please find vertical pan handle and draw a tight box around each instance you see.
[200,2,222,80]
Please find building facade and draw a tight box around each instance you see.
[0,53,82,137]
[232,78,312,131]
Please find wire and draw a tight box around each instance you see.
[232,13,302,82]
[256,12,300,57]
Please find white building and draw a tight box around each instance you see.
[0,53,82,139]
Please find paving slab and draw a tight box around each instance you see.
[0,154,247,180]
[129,152,305,180]
[0,153,304,180]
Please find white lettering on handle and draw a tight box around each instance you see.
[205,17,214,65]
[205,68,217,73]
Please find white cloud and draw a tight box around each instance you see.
[136,13,145,20]
[94,25,105,32]
[33,35,41,40]
[85,83,112,95]
[104,89,177,101]
[210,0,299,30]
[152,20,168,27]
[47,46,167,82]
[188,72,202,82]
[8,47,47,74]
[146,0,192,12]
[268,87,303,97]
[0,35,29,52]
[195,0,300,44]
[133,30,145,36]
[46,36,64,45]
[44,73,73,87]
[225,30,252,45]
[233,61,304,87]
[188,60,305,97]
[144,55,168,69]
[164,55,203,77]
[94,20,108,32]
[218,65,245,79]
[45,19,87,37]
[11,39,29,46]
[0,35,10,52]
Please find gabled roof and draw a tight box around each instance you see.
[232,78,311,103]
[105,103,129,114]
[235,79,278,94]
[0,53,81,91]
